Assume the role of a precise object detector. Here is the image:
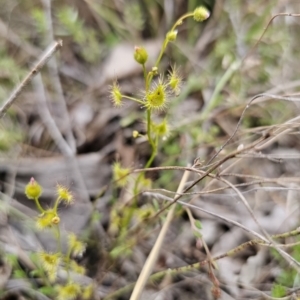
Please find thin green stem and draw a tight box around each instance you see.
[171,13,194,32]
[65,245,73,280]
[131,68,158,204]
[154,40,169,68]
[53,196,61,212]
[55,225,62,253]
[34,197,45,213]
[142,64,147,81]
[133,134,157,201]
[146,72,153,92]
[154,13,193,68]
[187,0,197,43]
[147,109,154,147]
[145,136,158,169]
[122,95,144,105]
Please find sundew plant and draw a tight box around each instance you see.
[110,6,210,196]
[24,178,93,300]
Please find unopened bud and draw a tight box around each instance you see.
[134,46,148,65]
[151,66,158,75]
[193,6,210,22]
[25,177,43,199]
[51,216,60,224]
[166,30,178,42]
[132,130,139,138]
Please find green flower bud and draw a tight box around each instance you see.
[132,130,139,138]
[166,30,178,42]
[151,66,158,75]
[134,46,148,65]
[25,177,43,199]
[193,6,210,22]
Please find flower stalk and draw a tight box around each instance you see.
[23,178,90,299]
[109,6,210,226]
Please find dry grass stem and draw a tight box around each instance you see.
[129,169,190,300]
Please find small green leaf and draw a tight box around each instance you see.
[194,220,202,229]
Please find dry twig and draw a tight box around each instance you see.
[0,40,62,119]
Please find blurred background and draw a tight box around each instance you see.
[1,0,300,299]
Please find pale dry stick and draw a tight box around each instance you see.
[129,169,190,300]
[41,0,76,153]
[32,74,73,157]
[0,40,62,119]
[127,168,280,299]
[32,74,90,202]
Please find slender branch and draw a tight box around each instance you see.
[0,40,62,119]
